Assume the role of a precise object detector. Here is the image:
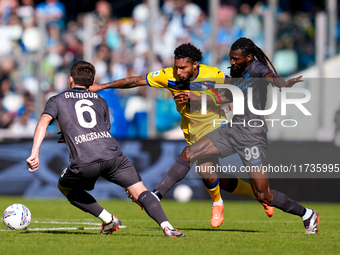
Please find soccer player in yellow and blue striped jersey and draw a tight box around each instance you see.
[90,43,272,228]
[146,62,226,144]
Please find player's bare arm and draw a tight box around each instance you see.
[26,114,53,172]
[265,73,304,89]
[174,91,230,104]
[89,75,148,92]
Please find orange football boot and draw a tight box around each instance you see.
[211,204,224,228]
[256,199,274,217]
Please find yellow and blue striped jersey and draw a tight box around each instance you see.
[146,64,227,145]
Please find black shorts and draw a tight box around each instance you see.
[206,125,268,168]
[58,154,142,190]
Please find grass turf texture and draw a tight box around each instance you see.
[0,197,339,255]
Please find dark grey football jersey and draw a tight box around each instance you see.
[229,60,272,133]
[43,88,121,167]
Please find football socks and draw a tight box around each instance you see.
[203,178,222,203]
[219,175,254,197]
[269,190,306,216]
[231,178,254,197]
[160,221,174,230]
[154,157,190,197]
[66,189,104,217]
[98,209,113,224]
[138,190,169,225]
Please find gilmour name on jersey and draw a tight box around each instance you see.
[75,131,112,144]
[65,91,98,99]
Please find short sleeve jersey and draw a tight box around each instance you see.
[229,60,272,133]
[43,88,121,167]
[146,64,227,144]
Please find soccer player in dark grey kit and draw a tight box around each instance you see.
[26,61,185,237]
[171,37,320,233]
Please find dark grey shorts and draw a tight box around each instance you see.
[59,154,142,190]
[206,125,268,168]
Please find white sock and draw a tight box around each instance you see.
[212,198,223,206]
[302,208,313,221]
[98,209,112,224]
[160,221,173,230]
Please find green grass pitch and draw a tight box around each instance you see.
[0,197,339,255]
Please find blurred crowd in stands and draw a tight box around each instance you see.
[0,0,325,139]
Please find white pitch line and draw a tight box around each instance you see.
[33,220,102,225]
[32,220,127,228]
[0,225,127,232]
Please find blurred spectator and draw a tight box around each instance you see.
[217,5,243,51]
[21,24,41,53]
[62,16,84,64]
[234,3,264,48]
[16,0,35,26]
[95,0,112,23]
[106,18,122,51]
[110,52,130,80]
[0,106,13,129]
[125,86,148,138]
[9,109,37,137]
[214,5,243,68]
[35,0,65,29]
[162,0,201,28]
[0,0,20,24]
[275,11,314,74]
[17,91,34,116]
[93,44,111,83]
[162,0,198,42]
[1,78,24,116]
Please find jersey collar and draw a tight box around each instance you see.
[71,87,87,91]
[192,65,200,81]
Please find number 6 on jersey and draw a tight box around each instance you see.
[75,99,97,128]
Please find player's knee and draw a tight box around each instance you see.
[58,182,72,197]
[126,182,148,200]
[202,177,217,186]
[179,146,190,162]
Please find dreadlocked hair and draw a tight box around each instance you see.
[174,43,203,62]
[231,37,277,75]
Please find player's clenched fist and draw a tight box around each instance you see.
[26,155,39,172]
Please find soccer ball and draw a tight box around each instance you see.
[3,204,31,230]
[173,184,193,203]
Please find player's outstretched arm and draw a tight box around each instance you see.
[174,91,229,105]
[265,73,304,89]
[26,114,53,172]
[281,75,304,88]
[89,75,148,92]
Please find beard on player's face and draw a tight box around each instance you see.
[179,71,193,82]
[230,65,245,77]
[229,49,251,78]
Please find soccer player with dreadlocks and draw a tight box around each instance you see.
[171,37,320,233]
[89,42,273,228]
